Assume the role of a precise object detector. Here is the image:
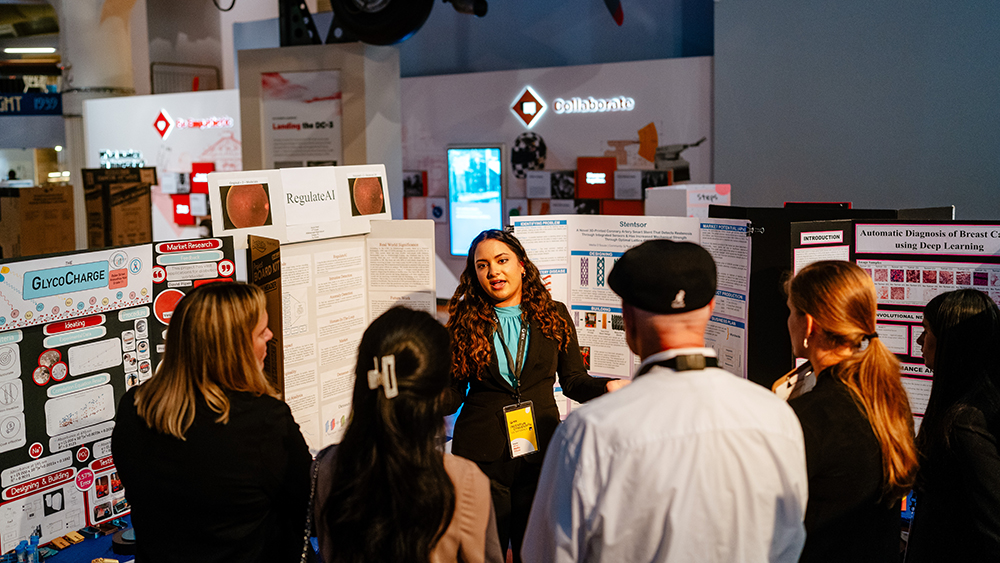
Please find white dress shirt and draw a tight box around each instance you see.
[522,348,808,563]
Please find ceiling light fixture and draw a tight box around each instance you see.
[4,47,57,54]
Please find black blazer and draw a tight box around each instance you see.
[112,387,312,563]
[444,301,609,463]
[788,369,900,563]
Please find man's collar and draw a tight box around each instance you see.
[635,347,717,376]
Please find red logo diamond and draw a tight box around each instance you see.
[511,86,547,129]
[153,109,174,139]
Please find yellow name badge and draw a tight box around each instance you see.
[503,401,539,458]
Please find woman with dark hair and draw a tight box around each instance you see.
[315,306,504,563]
[445,229,626,562]
[784,260,918,562]
[112,282,311,563]
[905,289,1000,561]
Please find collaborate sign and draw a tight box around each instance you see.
[510,86,636,128]
[553,96,635,114]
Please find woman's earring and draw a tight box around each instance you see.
[803,336,809,350]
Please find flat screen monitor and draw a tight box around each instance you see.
[447,144,506,256]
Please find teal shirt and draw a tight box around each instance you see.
[493,305,530,387]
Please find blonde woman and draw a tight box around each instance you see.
[112,282,311,563]
[785,261,918,562]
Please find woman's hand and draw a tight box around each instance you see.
[606,379,630,393]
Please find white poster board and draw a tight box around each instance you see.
[512,215,752,415]
[279,220,435,452]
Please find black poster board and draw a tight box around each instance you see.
[709,205,954,387]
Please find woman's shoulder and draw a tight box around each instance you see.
[443,453,489,490]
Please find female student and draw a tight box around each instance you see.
[784,261,918,562]
[444,229,625,561]
[315,306,503,563]
[112,282,311,563]
[906,289,1000,561]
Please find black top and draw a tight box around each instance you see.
[111,386,312,563]
[906,405,1000,562]
[788,369,900,563]
[442,301,609,463]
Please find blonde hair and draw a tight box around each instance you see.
[134,282,275,439]
[788,260,918,498]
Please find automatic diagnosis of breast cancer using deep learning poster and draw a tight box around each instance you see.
[853,221,1000,433]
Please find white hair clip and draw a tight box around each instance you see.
[367,355,398,399]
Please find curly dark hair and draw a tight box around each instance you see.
[447,229,571,382]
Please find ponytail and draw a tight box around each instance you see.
[836,336,918,498]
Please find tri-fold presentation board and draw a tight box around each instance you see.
[791,219,1000,432]
[211,164,434,453]
[0,237,235,552]
[511,215,752,416]
[248,220,437,453]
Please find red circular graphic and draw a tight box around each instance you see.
[76,468,95,491]
[217,259,235,277]
[32,366,50,386]
[28,443,43,459]
[50,362,68,382]
[153,289,186,325]
[76,446,90,463]
[152,266,166,284]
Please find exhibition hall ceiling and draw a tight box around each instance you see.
[0,0,59,72]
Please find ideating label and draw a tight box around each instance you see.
[43,315,106,336]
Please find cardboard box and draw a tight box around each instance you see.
[83,168,156,248]
[0,184,76,260]
[646,184,732,218]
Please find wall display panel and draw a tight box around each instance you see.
[401,57,712,293]
[83,90,243,242]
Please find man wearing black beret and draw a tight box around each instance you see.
[523,240,809,563]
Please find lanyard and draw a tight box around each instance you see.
[634,354,718,378]
[495,312,528,404]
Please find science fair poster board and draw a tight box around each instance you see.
[790,219,1000,432]
[149,238,238,375]
[855,221,1000,434]
[207,164,391,249]
[247,221,435,454]
[0,245,150,551]
[0,237,236,551]
[512,215,751,415]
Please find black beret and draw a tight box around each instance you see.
[608,240,717,314]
